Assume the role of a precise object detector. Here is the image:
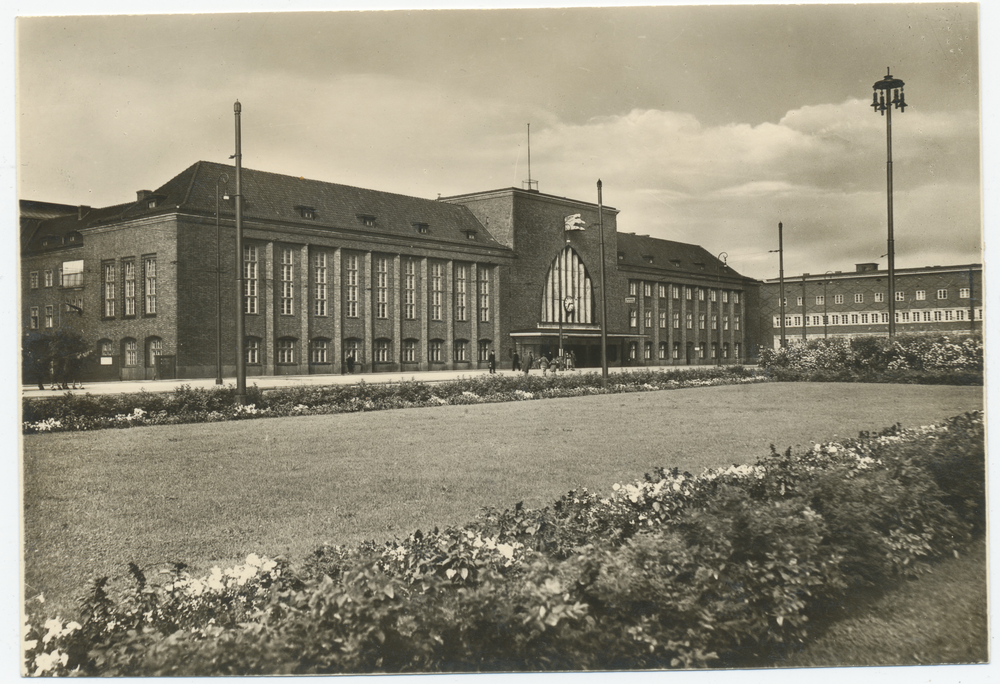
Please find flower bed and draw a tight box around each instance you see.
[22,367,765,434]
[23,411,984,675]
[758,334,983,385]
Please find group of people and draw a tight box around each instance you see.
[513,350,575,376]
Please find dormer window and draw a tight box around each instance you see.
[358,214,377,228]
[463,229,477,240]
[669,258,681,267]
[694,261,706,270]
[642,255,654,264]
[617,251,625,261]
[147,199,158,209]
[296,206,317,220]
[413,223,429,234]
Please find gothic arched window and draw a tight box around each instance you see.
[541,247,593,324]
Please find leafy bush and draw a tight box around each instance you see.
[24,412,983,675]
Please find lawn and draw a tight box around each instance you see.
[23,382,983,616]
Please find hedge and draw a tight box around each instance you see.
[23,411,984,675]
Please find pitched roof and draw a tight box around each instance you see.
[21,203,131,253]
[115,161,506,249]
[616,232,751,281]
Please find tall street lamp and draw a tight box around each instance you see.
[823,271,834,339]
[871,68,907,338]
[216,173,229,385]
[234,100,247,404]
[597,180,608,388]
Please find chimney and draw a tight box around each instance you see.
[77,205,90,220]
[856,262,879,273]
[137,190,152,201]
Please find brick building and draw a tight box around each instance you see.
[757,262,983,349]
[21,161,760,382]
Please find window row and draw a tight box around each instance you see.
[631,310,742,331]
[794,288,970,307]
[627,340,742,361]
[100,256,158,318]
[245,247,492,324]
[244,337,495,365]
[628,281,741,305]
[774,307,983,327]
[96,337,163,367]
[28,260,85,289]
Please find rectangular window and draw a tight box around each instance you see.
[815,295,824,305]
[732,292,739,304]
[44,305,54,328]
[244,246,258,314]
[812,315,820,326]
[376,339,390,362]
[854,293,863,303]
[916,290,926,301]
[345,254,359,318]
[956,310,965,321]
[959,287,970,298]
[901,311,910,322]
[934,310,943,321]
[658,284,666,298]
[629,281,637,296]
[278,339,294,364]
[722,291,729,304]
[143,256,157,315]
[861,313,869,324]
[834,294,844,304]
[246,339,260,365]
[125,339,138,367]
[311,339,328,364]
[429,339,442,362]
[672,342,680,359]
[313,252,328,316]
[44,270,53,288]
[672,285,680,299]
[793,316,801,326]
[685,287,692,300]
[455,264,467,321]
[874,292,884,303]
[644,282,652,298]
[710,289,717,303]
[735,315,741,331]
[895,291,905,302]
[937,289,948,300]
[454,340,467,362]
[686,313,693,329]
[430,262,443,321]
[945,310,954,321]
[280,248,294,316]
[644,342,652,360]
[659,310,666,328]
[673,312,680,329]
[698,288,705,301]
[103,261,116,317]
[404,260,417,320]
[644,310,652,329]
[123,260,136,316]
[796,296,803,306]
[29,272,38,289]
[629,309,637,327]
[659,342,667,359]
[723,315,730,330]
[375,256,388,319]
[851,314,859,324]
[29,306,38,329]
[478,266,491,323]
[403,339,416,362]
[60,260,84,288]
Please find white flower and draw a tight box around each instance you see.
[34,650,68,673]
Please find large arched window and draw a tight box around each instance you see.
[541,247,593,324]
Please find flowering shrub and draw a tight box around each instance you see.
[23,367,769,434]
[24,412,984,675]
[759,334,982,384]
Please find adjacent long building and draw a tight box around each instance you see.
[19,160,760,381]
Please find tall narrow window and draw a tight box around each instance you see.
[278,338,295,363]
[44,270,53,288]
[402,339,417,362]
[143,256,157,314]
[430,262,443,321]
[686,313,693,329]
[453,339,468,362]
[103,261,116,318]
[246,337,260,364]
[280,248,294,315]
[659,310,667,328]
[123,260,136,316]
[313,252,327,316]
[146,338,162,368]
[345,254,359,318]
[644,310,652,329]
[243,246,258,314]
[404,260,417,320]
[629,309,638,327]
[29,307,38,329]
[429,339,442,362]
[124,339,138,367]
[723,315,730,331]
[29,272,38,289]
[44,305,54,328]
[311,339,329,364]
[375,338,391,362]
[722,291,729,304]
[673,312,680,329]
[455,264,467,321]
[375,256,388,319]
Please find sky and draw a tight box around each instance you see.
[14,2,983,282]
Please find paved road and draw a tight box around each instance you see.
[21,364,737,398]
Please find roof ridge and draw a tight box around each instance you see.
[179,160,203,207]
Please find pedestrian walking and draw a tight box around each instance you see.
[512,351,521,372]
[346,351,355,374]
[488,349,496,374]
[539,354,550,376]
[568,350,576,370]
[524,351,534,375]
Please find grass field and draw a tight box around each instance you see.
[23,382,983,617]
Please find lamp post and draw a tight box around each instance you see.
[234,100,246,404]
[597,180,608,388]
[770,222,786,349]
[716,252,727,365]
[871,68,906,338]
[215,173,229,385]
[823,271,834,339]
